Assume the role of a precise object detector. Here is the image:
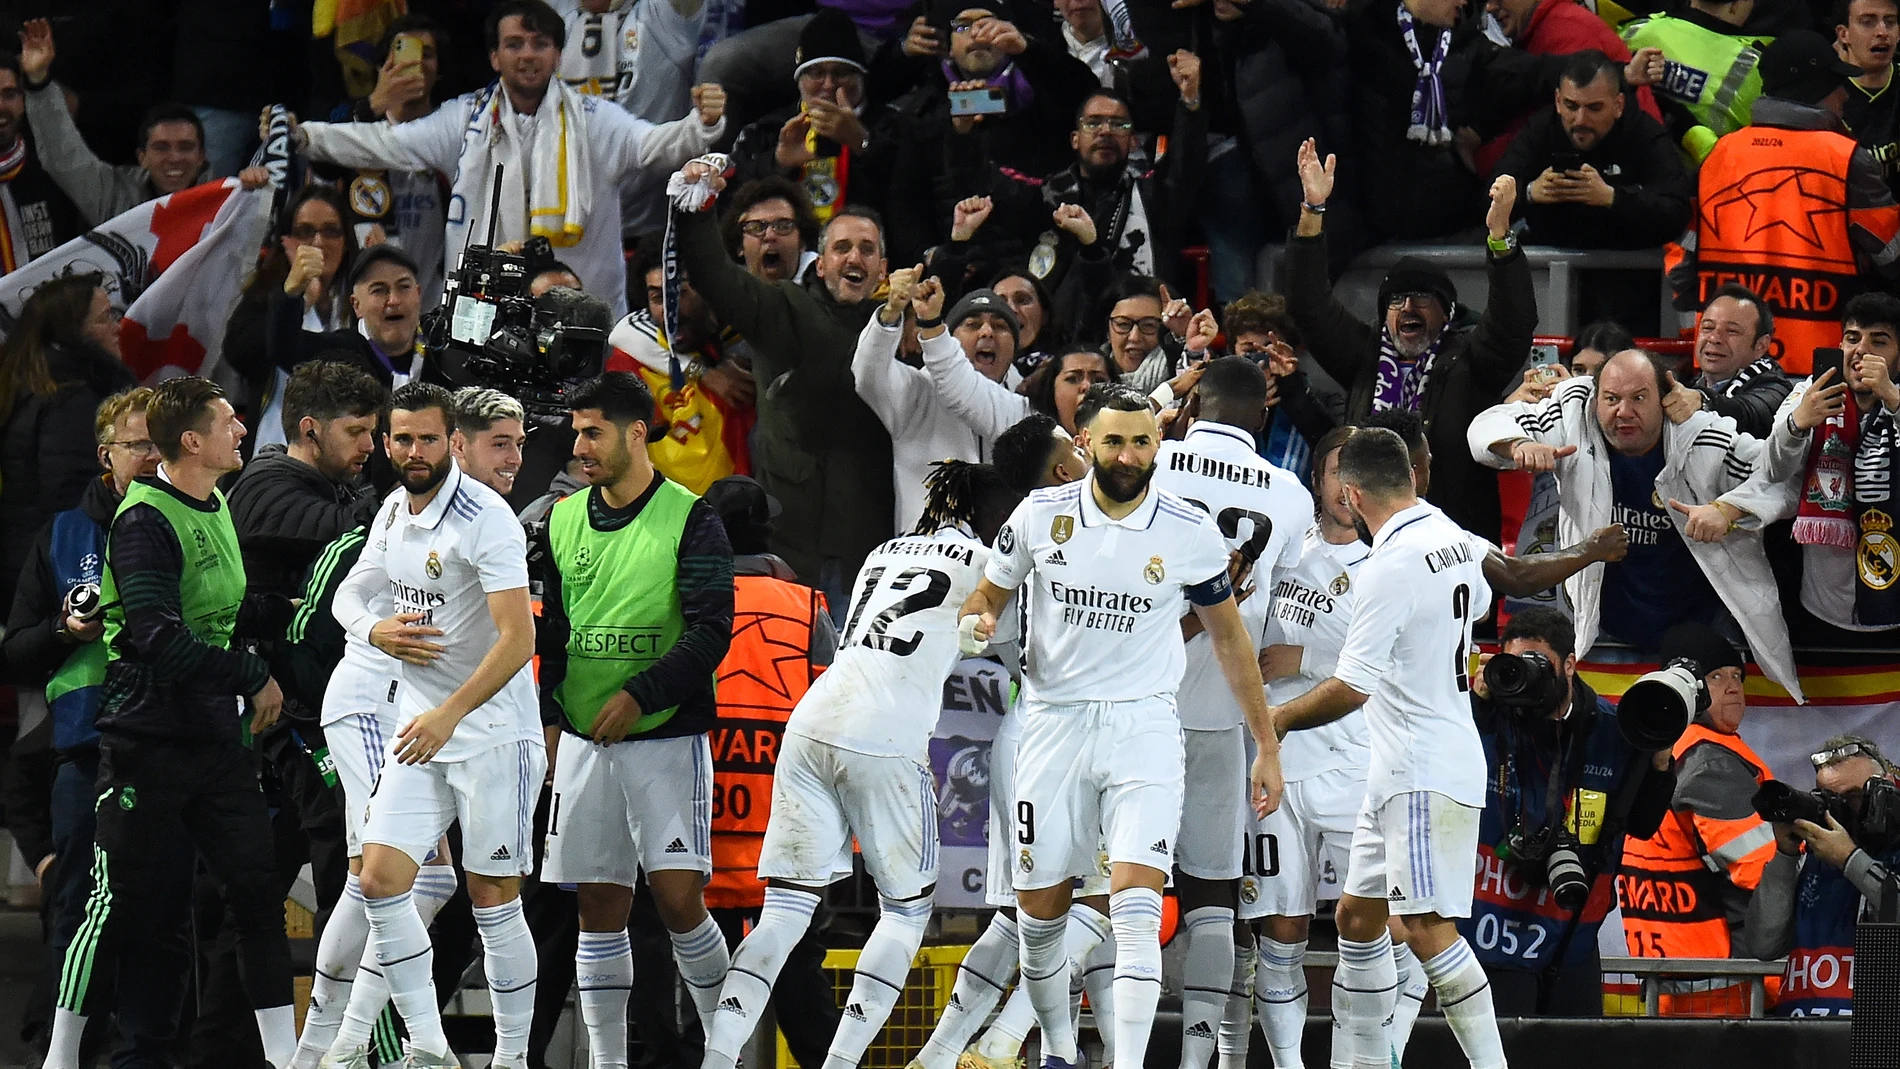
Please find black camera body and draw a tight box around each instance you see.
[1501,824,1592,911]
[1484,650,1570,715]
[1754,777,1900,854]
[421,235,609,426]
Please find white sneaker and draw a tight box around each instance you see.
[318,1045,373,1069]
[398,1045,459,1068]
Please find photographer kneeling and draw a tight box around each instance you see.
[1748,736,1900,1017]
[1463,607,1677,1015]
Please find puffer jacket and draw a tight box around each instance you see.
[0,341,137,614]
[226,444,381,599]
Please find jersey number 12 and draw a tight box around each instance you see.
[841,566,952,656]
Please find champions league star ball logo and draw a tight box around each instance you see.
[425,551,443,580]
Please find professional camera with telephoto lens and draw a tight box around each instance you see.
[1483,650,1570,714]
[421,234,610,427]
[1617,656,1707,751]
[1500,824,1592,911]
[1754,777,1900,853]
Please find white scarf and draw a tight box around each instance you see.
[461,80,593,248]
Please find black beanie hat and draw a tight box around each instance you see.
[1377,257,1458,314]
[795,8,868,79]
[1660,622,1745,679]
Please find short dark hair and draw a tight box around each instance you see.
[1335,427,1414,496]
[1074,88,1132,125]
[1501,605,1578,660]
[1844,291,1900,336]
[1831,0,1899,32]
[0,53,23,88]
[281,360,388,440]
[485,0,566,51]
[376,14,450,67]
[389,381,456,433]
[568,372,655,427]
[719,177,820,257]
[629,232,668,285]
[1199,356,1269,409]
[1707,283,1775,340]
[1573,319,1635,361]
[1359,407,1426,454]
[1558,49,1627,93]
[1075,382,1151,428]
[137,104,204,153]
[993,413,1064,494]
[1222,290,1303,350]
[147,376,227,463]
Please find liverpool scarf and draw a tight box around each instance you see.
[1796,387,1900,624]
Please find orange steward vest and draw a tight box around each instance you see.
[705,574,824,909]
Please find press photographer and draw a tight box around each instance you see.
[1465,607,1677,1015]
[1747,735,1900,1017]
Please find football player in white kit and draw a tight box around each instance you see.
[332,383,546,1069]
[1271,428,1503,1069]
[699,459,1025,1069]
[913,413,1117,1069]
[450,387,528,497]
[960,384,1284,1069]
[1153,358,1313,1069]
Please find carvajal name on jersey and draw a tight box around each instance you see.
[1167,450,1276,487]
[1051,580,1154,633]
[392,579,447,624]
[1270,577,1337,628]
[1424,541,1474,573]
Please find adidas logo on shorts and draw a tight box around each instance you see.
[1387,886,1405,901]
[666,838,689,854]
[845,1003,867,1022]
[948,993,963,1010]
[1185,1021,1214,1039]
[1044,549,1068,566]
[491,846,512,861]
[1151,839,1169,853]
[719,996,746,1016]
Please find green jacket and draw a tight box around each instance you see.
[673,207,893,583]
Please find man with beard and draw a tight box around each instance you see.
[1495,51,1692,251]
[1288,142,1533,545]
[945,80,1208,296]
[605,234,753,494]
[286,0,729,317]
[853,271,1024,530]
[1838,0,1900,197]
[451,388,528,497]
[1270,427,1500,1069]
[1468,349,1804,697]
[958,383,1283,1069]
[674,158,893,618]
[230,361,389,599]
[330,382,544,1069]
[535,372,736,1068]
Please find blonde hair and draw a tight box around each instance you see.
[451,386,526,433]
[94,387,155,446]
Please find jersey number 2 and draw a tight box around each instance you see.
[841,566,952,656]
[1451,583,1471,693]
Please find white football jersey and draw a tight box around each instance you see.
[986,475,1232,706]
[335,463,539,763]
[1158,421,1315,731]
[1333,501,1491,809]
[1266,530,1372,780]
[787,528,993,759]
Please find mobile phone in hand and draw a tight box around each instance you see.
[949,87,1008,117]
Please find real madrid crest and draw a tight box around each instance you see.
[1860,509,1898,590]
[348,174,391,220]
[1051,515,1074,544]
[1018,848,1034,873]
[1144,556,1165,584]
[1330,572,1351,596]
[425,550,443,580]
[1029,231,1058,279]
[1240,879,1258,905]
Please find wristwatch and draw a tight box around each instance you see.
[1486,231,1518,256]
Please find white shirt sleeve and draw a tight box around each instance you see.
[1332,557,1412,695]
[619,0,706,120]
[469,508,533,593]
[851,315,930,437]
[922,328,1033,440]
[983,499,1037,592]
[302,103,466,176]
[1183,510,1234,595]
[334,503,395,643]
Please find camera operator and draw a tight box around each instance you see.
[1747,735,1900,1017]
[1465,607,1677,1015]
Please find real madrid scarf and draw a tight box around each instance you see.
[1371,326,1440,413]
[799,106,850,225]
[662,155,730,391]
[1398,5,1452,146]
[1798,386,1900,623]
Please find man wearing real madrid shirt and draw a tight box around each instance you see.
[959,382,1284,1069]
[535,372,737,1069]
[332,382,545,1068]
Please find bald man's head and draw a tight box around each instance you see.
[1594,349,1667,456]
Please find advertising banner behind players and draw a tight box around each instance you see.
[930,657,1011,907]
